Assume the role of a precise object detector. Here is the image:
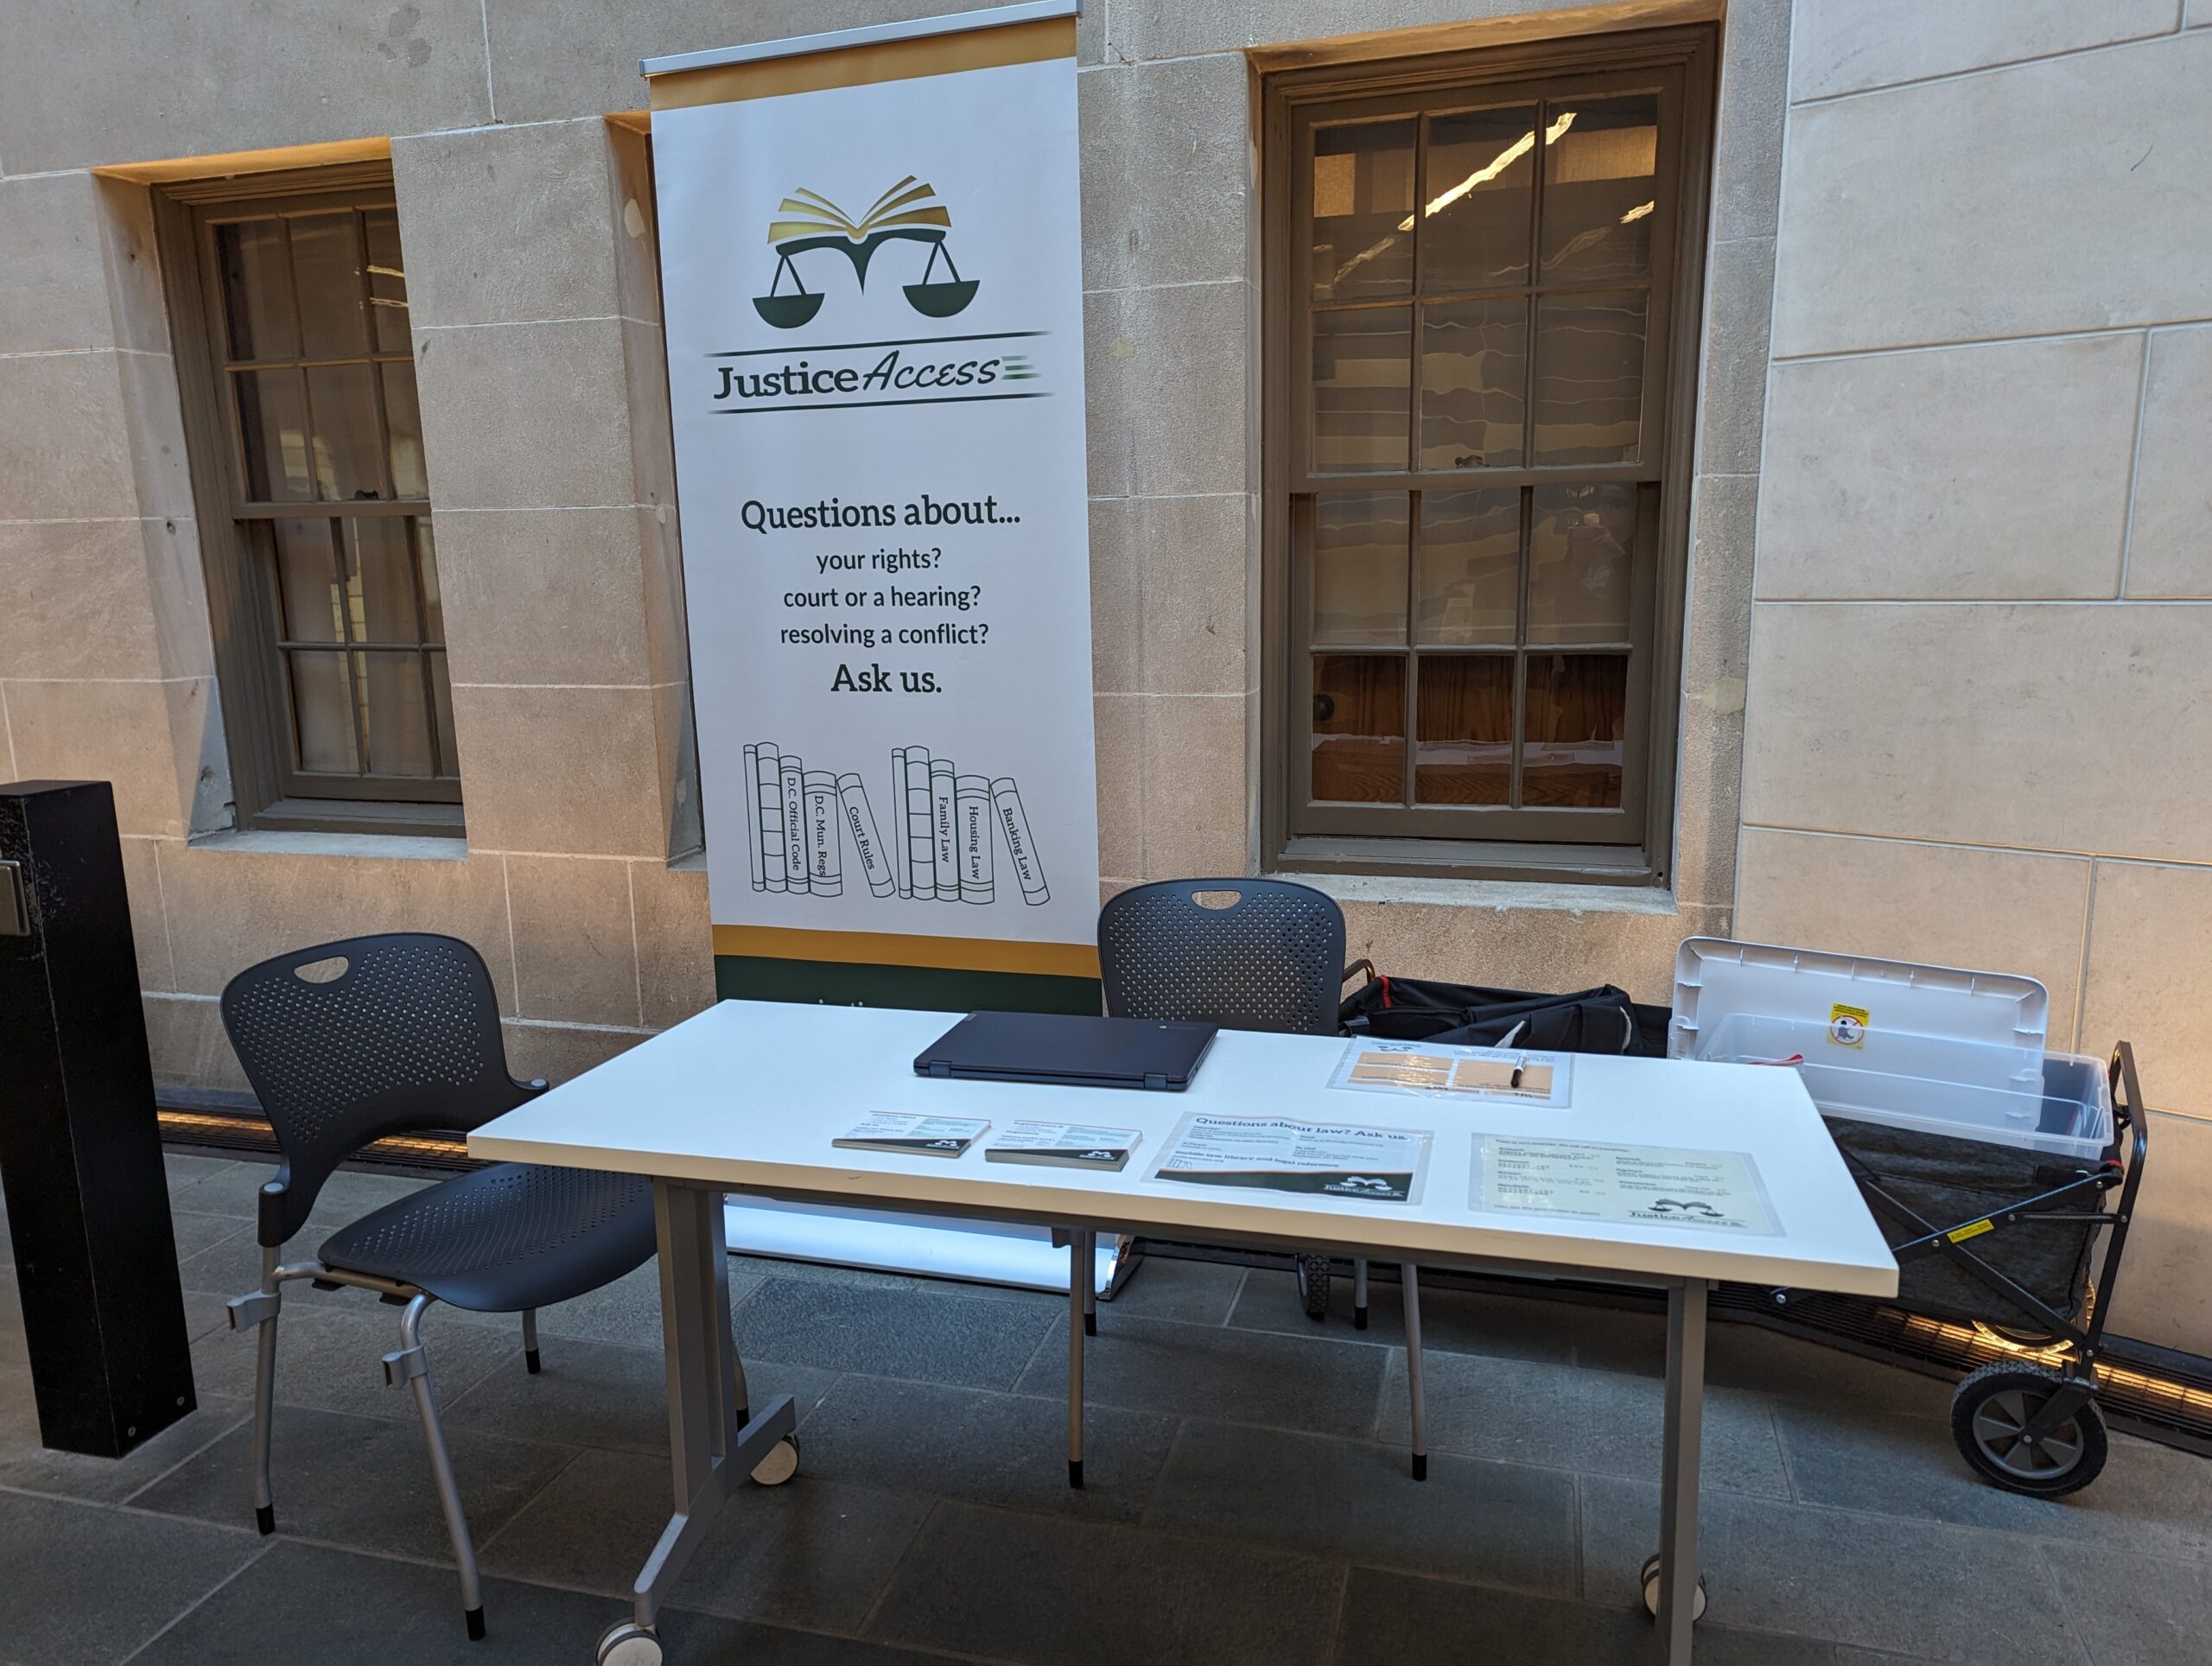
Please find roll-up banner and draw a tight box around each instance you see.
[647,0,1101,1017]
[645,3,1115,1292]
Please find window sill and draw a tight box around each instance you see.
[1274,835,1662,887]
[188,827,469,863]
[1271,836,1677,915]
[1281,868,1681,916]
[249,798,466,840]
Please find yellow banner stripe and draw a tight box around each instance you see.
[649,16,1075,111]
[713,924,1100,980]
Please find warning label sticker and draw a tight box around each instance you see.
[1827,1003,1870,1047]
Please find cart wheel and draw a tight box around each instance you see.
[597,1620,662,1665]
[1295,1255,1332,1320]
[750,1433,800,1487]
[1639,1554,1707,1622]
[1950,1362,2107,1497]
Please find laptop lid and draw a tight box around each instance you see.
[914,1011,1218,1091]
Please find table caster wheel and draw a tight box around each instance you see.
[597,1619,662,1665]
[1295,1255,1332,1320]
[1640,1554,1707,1622]
[751,1433,800,1486]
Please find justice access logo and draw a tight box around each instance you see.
[712,172,1046,416]
[753,175,980,328]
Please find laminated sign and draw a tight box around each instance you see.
[647,6,1100,990]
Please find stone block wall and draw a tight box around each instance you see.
[1738,0,2212,1345]
[0,22,713,1089]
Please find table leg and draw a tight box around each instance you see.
[1656,1278,1708,1665]
[1402,1263,1427,1482]
[629,1181,797,1632]
[1067,1228,1090,1489]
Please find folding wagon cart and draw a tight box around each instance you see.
[1672,938,2147,1497]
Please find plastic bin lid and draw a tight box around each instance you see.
[1670,938,2049,1059]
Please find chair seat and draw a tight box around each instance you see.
[318,1163,656,1313]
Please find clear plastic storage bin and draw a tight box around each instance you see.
[1695,1010,2113,1160]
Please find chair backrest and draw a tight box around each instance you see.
[1097,878,1347,1034]
[219,932,537,1244]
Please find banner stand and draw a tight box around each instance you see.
[645,2,1108,1293]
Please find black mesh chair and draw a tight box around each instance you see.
[219,933,657,1639]
[1098,878,1430,1478]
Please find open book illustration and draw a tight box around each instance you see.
[754,177,980,328]
[741,742,1047,907]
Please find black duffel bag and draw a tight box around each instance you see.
[1338,964,1670,1057]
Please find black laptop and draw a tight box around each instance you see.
[914,1011,1218,1091]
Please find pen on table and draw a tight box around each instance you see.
[1510,1053,1527,1090]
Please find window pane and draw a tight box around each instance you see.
[1311,119,1415,301]
[1415,487,1519,645]
[214,219,296,361]
[1522,652,1626,807]
[1312,654,1404,803]
[1419,296,1527,469]
[272,518,344,642]
[1415,654,1513,804]
[349,518,424,645]
[287,649,358,773]
[232,368,312,500]
[1312,492,1408,645]
[363,207,410,353]
[305,363,384,500]
[1312,305,1410,472]
[429,650,457,775]
[1421,105,1535,292]
[381,361,428,499]
[1529,485,1634,644]
[359,650,435,778]
[416,519,445,643]
[1531,289,1647,465]
[1541,96,1659,283]
[289,211,369,360]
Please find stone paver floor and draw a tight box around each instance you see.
[3,1152,2209,1663]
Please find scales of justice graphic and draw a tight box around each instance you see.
[753,176,981,327]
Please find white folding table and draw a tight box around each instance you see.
[470,1000,1897,1665]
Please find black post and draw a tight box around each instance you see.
[0,779,195,1456]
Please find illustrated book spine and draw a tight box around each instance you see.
[754,743,786,893]
[990,777,1048,905]
[837,773,895,897]
[742,743,764,889]
[889,747,909,897]
[803,769,842,895]
[904,748,936,900]
[957,773,995,904]
[930,759,959,901]
[780,757,810,895]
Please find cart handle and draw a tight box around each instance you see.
[2081,1041,2150,1358]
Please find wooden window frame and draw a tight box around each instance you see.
[1261,27,1715,887]
[154,162,464,840]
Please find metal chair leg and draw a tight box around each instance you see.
[386,1294,486,1640]
[1403,1262,1427,1481]
[247,1248,281,1534]
[1354,1256,1370,1330]
[522,1307,541,1375]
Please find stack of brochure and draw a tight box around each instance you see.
[833,1113,990,1158]
[985,1121,1142,1172]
